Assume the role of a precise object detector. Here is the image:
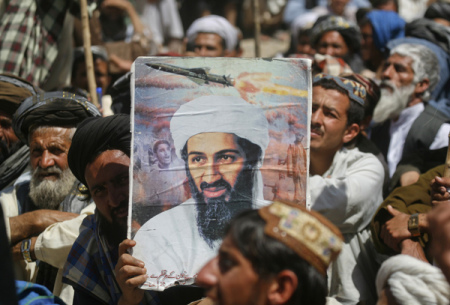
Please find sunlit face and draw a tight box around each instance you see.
[85,149,130,226]
[29,127,73,180]
[196,235,271,305]
[155,143,171,167]
[380,53,415,92]
[194,33,227,57]
[316,31,349,58]
[310,86,354,154]
[186,132,245,203]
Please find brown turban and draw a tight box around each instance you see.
[0,73,40,116]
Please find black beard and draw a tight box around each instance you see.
[188,166,255,248]
[98,200,128,248]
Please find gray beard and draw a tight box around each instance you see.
[29,166,77,210]
[372,81,416,123]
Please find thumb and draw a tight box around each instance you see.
[118,239,136,256]
[387,205,400,216]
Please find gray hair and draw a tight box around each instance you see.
[28,126,77,144]
[390,43,440,101]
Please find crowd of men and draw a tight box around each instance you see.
[1,0,450,305]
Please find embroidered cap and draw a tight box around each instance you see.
[259,200,343,275]
[314,73,366,106]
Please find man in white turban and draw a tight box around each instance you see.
[185,15,240,57]
[133,95,269,290]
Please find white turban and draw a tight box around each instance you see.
[170,95,269,160]
[376,255,450,305]
[186,15,239,52]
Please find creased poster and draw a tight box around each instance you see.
[130,57,311,291]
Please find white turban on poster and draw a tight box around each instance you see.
[170,95,269,160]
[133,95,271,291]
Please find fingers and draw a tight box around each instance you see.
[386,205,400,216]
[117,264,147,283]
[431,177,450,206]
[380,224,399,252]
[119,239,136,257]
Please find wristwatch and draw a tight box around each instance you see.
[408,213,421,237]
[21,238,33,263]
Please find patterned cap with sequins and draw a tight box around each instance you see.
[259,200,343,275]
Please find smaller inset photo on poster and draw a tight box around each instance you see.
[130,56,311,290]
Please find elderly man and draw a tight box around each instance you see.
[310,74,384,304]
[310,15,363,73]
[1,92,100,303]
[370,40,441,186]
[185,15,240,57]
[132,95,270,289]
[0,74,40,190]
[62,114,164,305]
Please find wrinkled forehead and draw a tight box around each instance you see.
[29,126,75,144]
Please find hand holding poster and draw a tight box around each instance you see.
[130,57,311,290]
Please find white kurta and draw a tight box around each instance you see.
[133,194,270,291]
[310,147,384,305]
[133,198,219,290]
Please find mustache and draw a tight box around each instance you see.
[200,179,232,192]
[380,80,394,90]
[310,125,324,136]
[33,165,63,177]
[111,200,128,216]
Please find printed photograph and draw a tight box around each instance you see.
[130,56,311,290]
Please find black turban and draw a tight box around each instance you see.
[425,2,450,21]
[406,18,450,54]
[311,15,361,54]
[12,91,101,144]
[68,114,131,187]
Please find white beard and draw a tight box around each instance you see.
[372,81,417,123]
[29,166,77,210]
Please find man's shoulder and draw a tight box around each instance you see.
[326,147,385,181]
[64,214,99,278]
[337,147,383,167]
[69,214,98,251]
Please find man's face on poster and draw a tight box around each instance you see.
[156,142,171,167]
[186,132,245,203]
[184,132,258,247]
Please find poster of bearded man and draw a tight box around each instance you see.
[130,57,312,290]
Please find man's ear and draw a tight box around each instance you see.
[414,78,430,96]
[343,123,360,144]
[267,270,298,305]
